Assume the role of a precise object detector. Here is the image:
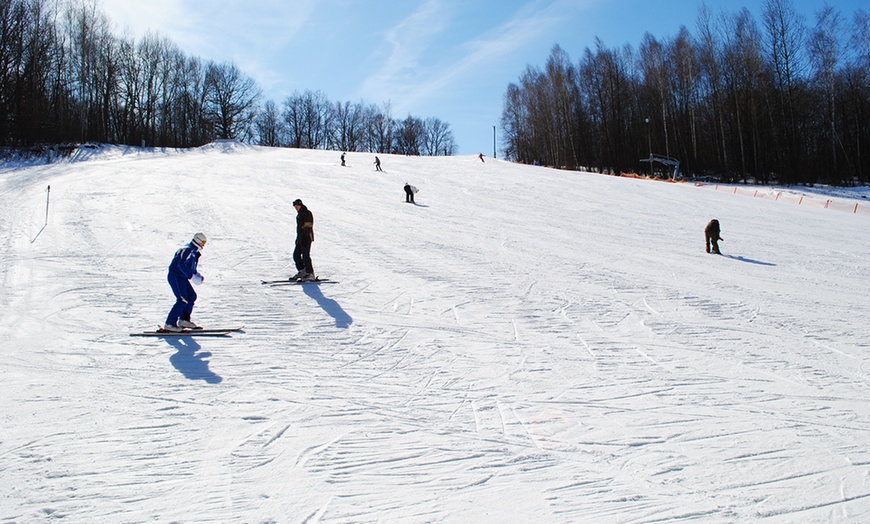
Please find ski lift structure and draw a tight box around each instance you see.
[642,154,681,180]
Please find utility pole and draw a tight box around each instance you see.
[492,125,496,160]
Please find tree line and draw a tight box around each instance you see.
[0,0,457,155]
[500,0,870,185]
[256,93,457,156]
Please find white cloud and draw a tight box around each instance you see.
[100,0,317,61]
[96,0,593,118]
[356,0,449,109]
[357,0,592,114]
[99,0,187,39]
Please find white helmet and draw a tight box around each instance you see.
[192,232,207,248]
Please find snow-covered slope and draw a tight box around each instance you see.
[2,143,869,522]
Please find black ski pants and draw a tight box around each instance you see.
[294,238,314,273]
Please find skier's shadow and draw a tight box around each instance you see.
[303,284,353,328]
[166,337,223,383]
[723,254,776,266]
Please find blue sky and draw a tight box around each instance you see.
[101,0,867,155]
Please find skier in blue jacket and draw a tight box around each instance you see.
[164,232,207,331]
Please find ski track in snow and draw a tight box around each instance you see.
[2,143,870,522]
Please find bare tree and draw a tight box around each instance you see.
[500,83,530,163]
[329,100,365,151]
[302,89,331,149]
[282,91,305,148]
[720,8,766,182]
[544,45,581,168]
[394,115,424,155]
[847,10,870,182]
[205,60,260,140]
[639,33,670,167]
[135,32,167,145]
[422,117,456,156]
[666,27,702,171]
[579,38,634,173]
[1,0,64,145]
[694,4,731,174]
[282,89,330,149]
[156,38,187,146]
[366,101,394,153]
[762,0,808,183]
[63,0,115,142]
[808,5,846,176]
[255,99,285,147]
[179,55,211,146]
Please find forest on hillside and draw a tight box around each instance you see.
[0,0,457,156]
[501,0,870,185]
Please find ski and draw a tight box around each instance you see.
[191,326,245,333]
[267,280,337,286]
[261,278,298,284]
[130,330,231,337]
[261,278,336,285]
[129,325,243,337]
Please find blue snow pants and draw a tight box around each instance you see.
[165,272,196,326]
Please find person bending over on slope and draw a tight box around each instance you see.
[292,199,316,281]
[705,219,723,254]
[164,232,206,331]
[404,183,417,203]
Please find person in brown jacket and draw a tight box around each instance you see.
[705,219,723,254]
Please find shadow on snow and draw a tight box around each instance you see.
[723,254,776,266]
[166,336,223,384]
[303,284,353,328]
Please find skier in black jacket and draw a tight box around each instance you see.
[292,199,316,280]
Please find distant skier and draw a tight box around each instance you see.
[404,183,417,203]
[292,199,316,280]
[341,152,346,166]
[705,219,723,254]
[164,232,207,331]
[478,153,485,162]
[374,156,382,171]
